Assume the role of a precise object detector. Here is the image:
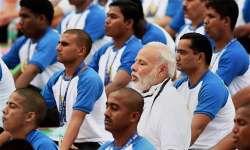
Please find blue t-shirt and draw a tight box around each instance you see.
[165,0,183,18]
[142,23,167,44]
[43,66,103,114]
[175,71,228,119]
[214,40,249,86]
[243,0,250,23]
[57,4,106,42]
[42,66,109,142]
[169,8,185,32]
[98,135,156,150]
[3,27,59,71]
[89,36,142,81]
[26,130,58,150]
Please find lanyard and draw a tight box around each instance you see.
[58,62,87,126]
[26,40,33,62]
[104,47,120,85]
[148,78,169,114]
[210,38,236,69]
[107,133,139,150]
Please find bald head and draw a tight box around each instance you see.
[109,88,144,114]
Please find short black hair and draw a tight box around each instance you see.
[180,33,212,66]
[109,0,141,32]
[63,29,93,57]
[15,87,47,126]
[20,0,54,25]
[206,0,238,31]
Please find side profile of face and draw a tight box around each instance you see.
[19,7,41,38]
[104,92,132,133]
[176,39,200,73]
[183,0,207,21]
[233,107,250,150]
[105,6,130,38]
[204,7,225,41]
[2,92,28,134]
[56,33,82,64]
[131,47,160,92]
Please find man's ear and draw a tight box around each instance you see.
[25,112,36,123]
[38,14,47,24]
[223,16,231,28]
[125,19,134,30]
[78,46,86,58]
[158,64,168,78]
[130,111,140,123]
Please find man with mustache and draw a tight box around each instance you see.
[175,33,235,149]
[2,88,58,150]
[2,0,63,90]
[131,42,191,150]
[43,29,111,150]
[89,0,142,96]
[98,87,156,150]
[204,0,250,96]
[232,102,250,150]
[175,0,208,46]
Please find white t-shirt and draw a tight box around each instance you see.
[137,79,191,150]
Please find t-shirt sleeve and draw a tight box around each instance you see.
[195,82,228,119]
[165,0,182,18]
[42,72,61,109]
[243,0,250,23]
[118,42,142,75]
[169,8,185,32]
[73,73,103,113]
[216,46,249,86]
[2,36,27,69]
[29,31,59,72]
[84,7,106,42]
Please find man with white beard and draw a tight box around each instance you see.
[130,42,191,150]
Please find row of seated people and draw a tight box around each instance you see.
[0,0,250,150]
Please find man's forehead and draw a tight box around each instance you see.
[8,93,25,105]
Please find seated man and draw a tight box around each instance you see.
[43,29,110,150]
[131,42,191,149]
[89,0,143,96]
[175,33,235,149]
[99,87,155,150]
[2,87,58,150]
[232,102,250,150]
[2,0,63,90]
[205,0,250,96]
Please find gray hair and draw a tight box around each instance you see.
[143,42,176,79]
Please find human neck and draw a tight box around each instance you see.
[75,1,91,13]
[191,17,203,29]
[113,31,133,49]
[30,28,47,43]
[187,67,208,87]
[215,33,234,52]
[11,126,35,140]
[112,127,137,147]
[64,60,84,78]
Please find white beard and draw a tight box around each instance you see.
[131,68,157,92]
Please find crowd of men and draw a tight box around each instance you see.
[0,0,250,150]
